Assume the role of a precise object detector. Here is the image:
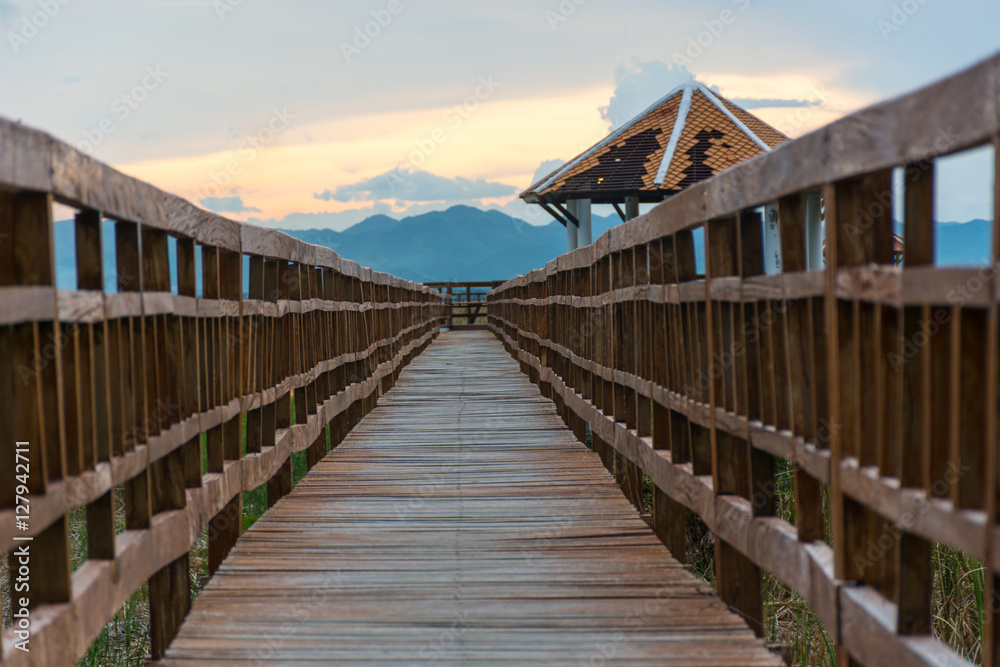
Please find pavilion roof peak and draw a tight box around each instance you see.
[521,81,789,205]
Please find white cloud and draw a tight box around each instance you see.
[315,168,517,203]
[201,195,260,213]
[491,198,557,226]
[529,158,565,188]
[599,60,700,131]
[246,203,396,232]
[728,97,820,109]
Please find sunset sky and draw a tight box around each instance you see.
[1,0,998,229]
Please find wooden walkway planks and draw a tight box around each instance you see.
[157,331,783,666]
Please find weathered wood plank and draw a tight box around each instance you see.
[159,332,782,666]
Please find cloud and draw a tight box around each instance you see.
[492,198,559,227]
[201,195,261,213]
[529,159,565,187]
[600,60,702,131]
[315,169,517,203]
[729,97,821,109]
[246,204,395,232]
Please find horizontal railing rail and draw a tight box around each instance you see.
[426,280,502,328]
[488,51,1000,667]
[0,118,448,665]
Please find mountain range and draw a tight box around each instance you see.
[282,207,993,283]
[51,207,992,290]
[279,206,625,283]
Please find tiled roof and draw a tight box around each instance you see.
[522,81,789,204]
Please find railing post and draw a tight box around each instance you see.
[896,163,935,639]
[141,222,194,658]
[707,213,764,637]
[76,209,116,562]
[207,246,243,575]
[246,255,265,456]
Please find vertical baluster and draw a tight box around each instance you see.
[246,256,264,455]
[708,212,763,637]
[145,225,190,658]
[779,194,826,543]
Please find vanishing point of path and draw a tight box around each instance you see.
[157,331,782,666]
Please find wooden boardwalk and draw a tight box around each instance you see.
[157,331,782,666]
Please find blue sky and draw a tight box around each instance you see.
[0,0,997,229]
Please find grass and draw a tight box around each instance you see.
[636,454,988,666]
[77,486,151,667]
[933,544,985,663]
[0,401,329,667]
[1,411,990,666]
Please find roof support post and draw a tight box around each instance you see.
[566,199,579,252]
[804,192,823,269]
[574,198,592,247]
[625,196,639,221]
[763,204,781,274]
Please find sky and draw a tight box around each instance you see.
[1,0,997,230]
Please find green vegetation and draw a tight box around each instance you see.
[76,487,151,667]
[640,457,985,665]
[933,544,986,663]
[0,417,989,666]
[0,409,330,667]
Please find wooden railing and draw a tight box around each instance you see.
[0,118,448,665]
[425,280,503,328]
[488,52,1000,667]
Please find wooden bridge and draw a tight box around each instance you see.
[2,52,1000,667]
[158,331,780,666]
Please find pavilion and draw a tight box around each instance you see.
[521,80,791,251]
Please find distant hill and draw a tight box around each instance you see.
[935,219,992,266]
[279,205,623,283]
[283,209,994,283]
[50,209,993,290]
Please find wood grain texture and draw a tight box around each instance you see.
[158,332,781,666]
[4,46,1000,667]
